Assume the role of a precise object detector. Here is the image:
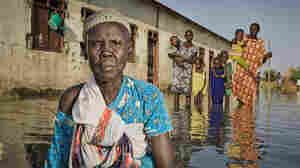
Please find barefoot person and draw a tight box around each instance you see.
[45,9,174,168]
[168,30,198,111]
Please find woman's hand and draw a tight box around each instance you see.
[151,133,175,168]
[242,40,248,48]
[194,92,203,112]
[225,83,232,89]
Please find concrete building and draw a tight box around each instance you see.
[0,0,231,110]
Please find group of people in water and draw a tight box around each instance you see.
[44,8,272,168]
[168,23,272,118]
[167,22,272,168]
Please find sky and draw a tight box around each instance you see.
[158,0,300,72]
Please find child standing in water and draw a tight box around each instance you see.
[192,57,207,112]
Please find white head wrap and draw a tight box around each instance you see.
[83,8,131,35]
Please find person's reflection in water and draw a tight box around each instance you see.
[208,113,225,154]
[227,105,260,168]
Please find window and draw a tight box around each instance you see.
[80,8,96,60]
[81,7,95,21]
[147,31,159,86]
[209,50,214,58]
[128,24,138,63]
[30,0,66,52]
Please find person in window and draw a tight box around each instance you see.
[45,9,174,168]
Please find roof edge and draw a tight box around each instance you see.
[150,0,231,44]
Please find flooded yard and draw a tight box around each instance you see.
[0,89,300,168]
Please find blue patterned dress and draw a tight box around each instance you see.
[45,76,173,168]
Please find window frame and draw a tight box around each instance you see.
[30,0,66,53]
[128,24,138,63]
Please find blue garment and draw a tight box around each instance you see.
[45,76,173,168]
[210,68,225,104]
[209,104,224,129]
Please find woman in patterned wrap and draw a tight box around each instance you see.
[232,23,272,112]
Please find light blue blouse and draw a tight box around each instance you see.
[45,76,173,168]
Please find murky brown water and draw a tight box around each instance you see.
[0,89,300,168]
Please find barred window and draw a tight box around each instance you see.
[31,0,66,52]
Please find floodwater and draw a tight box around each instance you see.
[0,89,300,168]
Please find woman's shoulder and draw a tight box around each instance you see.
[128,77,163,103]
[58,83,85,115]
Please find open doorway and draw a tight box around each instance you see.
[147,31,159,87]
[208,50,214,111]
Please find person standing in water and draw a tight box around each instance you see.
[209,56,225,127]
[232,23,272,111]
[226,29,249,109]
[169,30,198,112]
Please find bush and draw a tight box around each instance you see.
[291,70,300,82]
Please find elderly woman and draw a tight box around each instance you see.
[45,9,174,168]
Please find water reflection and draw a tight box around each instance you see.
[0,90,300,168]
[228,105,259,167]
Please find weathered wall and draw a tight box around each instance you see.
[88,0,158,27]
[0,0,229,117]
[84,0,230,88]
[0,0,92,92]
[88,0,230,49]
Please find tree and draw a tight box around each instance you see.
[290,68,300,82]
[263,69,278,82]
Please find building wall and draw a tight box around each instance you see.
[0,0,230,118]
[0,0,92,92]
[86,0,230,88]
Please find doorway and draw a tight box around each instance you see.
[147,31,159,87]
[208,50,214,111]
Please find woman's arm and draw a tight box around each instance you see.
[151,134,175,168]
[45,85,83,168]
[144,88,175,168]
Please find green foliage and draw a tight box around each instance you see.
[263,69,278,82]
[290,69,300,82]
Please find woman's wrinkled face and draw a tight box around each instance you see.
[87,22,131,82]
